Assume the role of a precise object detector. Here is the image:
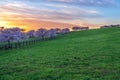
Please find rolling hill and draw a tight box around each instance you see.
[0,28,120,80]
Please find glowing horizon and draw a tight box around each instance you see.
[0,0,120,31]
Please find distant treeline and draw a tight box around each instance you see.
[100,24,120,28]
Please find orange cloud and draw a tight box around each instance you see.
[0,2,101,31]
[1,14,76,31]
[0,12,100,31]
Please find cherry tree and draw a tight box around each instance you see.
[54,28,61,34]
[27,30,36,38]
[0,28,27,43]
[44,29,57,38]
[60,28,70,34]
[35,28,47,39]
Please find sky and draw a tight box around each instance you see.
[0,0,120,30]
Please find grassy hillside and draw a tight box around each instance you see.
[0,28,120,80]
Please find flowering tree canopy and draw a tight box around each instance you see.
[0,28,27,42]
[0,27,71,43]
[60,28,70,34]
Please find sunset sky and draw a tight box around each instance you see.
[0,0,120,30]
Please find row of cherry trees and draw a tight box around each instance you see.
[0,25,90,45]
[0,27,70,44]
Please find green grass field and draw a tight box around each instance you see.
[0,28,120,80]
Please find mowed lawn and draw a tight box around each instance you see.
[0,28,120,80]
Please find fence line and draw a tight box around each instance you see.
[0,38,48,50]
